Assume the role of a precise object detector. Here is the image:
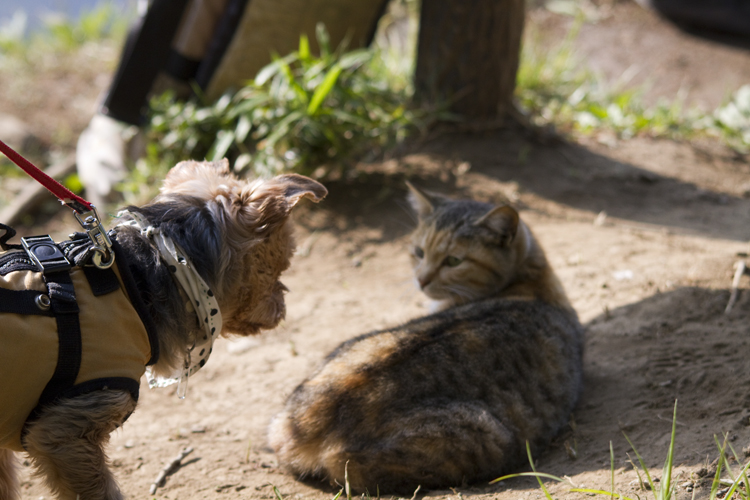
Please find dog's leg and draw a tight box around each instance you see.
[23,390,136,500]
[0,449,20,500]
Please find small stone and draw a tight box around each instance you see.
[124,440,136,448]
[191,425,206,433]
[594,210,608,226]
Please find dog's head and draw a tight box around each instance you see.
[154,159,327,335]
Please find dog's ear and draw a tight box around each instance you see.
[233,174,327,236]
[273,174,328,206]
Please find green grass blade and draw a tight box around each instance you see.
[263,110,304,148]
[610,441,616,500]
[570,488,638,500]
[490,471,567,485]
[235,114,252,143]
[627,453,647,491]
[299,33,310,62]
[255,55,287,86]
[208,130,235,161]
[307,64,342,115]
[338,49,372,70]
[623,432,658,500]
[315,22,331,56]
[710,437,727,500]
[722,458,750,500]
[658,401,678,500]
[273,485,284,500]
[526,441,556,500]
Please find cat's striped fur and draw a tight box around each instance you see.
[269,184,584,494]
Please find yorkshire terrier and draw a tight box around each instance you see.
[0,159,326,500]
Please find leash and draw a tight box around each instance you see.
[0,139,114,268]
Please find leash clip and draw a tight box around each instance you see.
[74,207,114,269]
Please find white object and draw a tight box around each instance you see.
[76,113,130,207]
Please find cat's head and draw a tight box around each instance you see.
[406,182,532,307]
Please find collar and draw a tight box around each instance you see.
[116,210,222,397]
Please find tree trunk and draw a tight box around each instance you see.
[414,0,525,121]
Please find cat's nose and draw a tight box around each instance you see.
[418,275,432,289]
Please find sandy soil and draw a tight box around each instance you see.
[5,2,750,499]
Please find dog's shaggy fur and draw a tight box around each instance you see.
[0,159,326,499]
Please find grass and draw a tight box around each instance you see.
[492,402,750,500]
[516,11,750,153]
[123,23,435,203]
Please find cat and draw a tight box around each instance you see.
[268,182,584,494]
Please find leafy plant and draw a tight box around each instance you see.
[142,24,431,188]
[516,15,700,143]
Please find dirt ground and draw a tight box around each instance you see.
[4,1,750,499]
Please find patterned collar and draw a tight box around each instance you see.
[116,210,222,398]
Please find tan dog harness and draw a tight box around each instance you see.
[0,231,158,451]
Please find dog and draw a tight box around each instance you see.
[0,159,326,500]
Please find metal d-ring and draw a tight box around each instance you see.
[92,247,115,269]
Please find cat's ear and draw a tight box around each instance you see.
[474,205,519,247]
[406,181,441,217]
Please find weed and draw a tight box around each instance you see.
[516,14,750,153]
[138,23,433,197]
[516,15,698,143]
[492,402,750,500]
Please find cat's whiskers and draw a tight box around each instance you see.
[443,283,481,302]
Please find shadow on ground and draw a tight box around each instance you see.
[481,285,750,499]
[300,127,750,244]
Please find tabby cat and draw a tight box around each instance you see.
[269,183,584,494]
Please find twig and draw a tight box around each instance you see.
[410,484,422,500]
[725,261,747,313]
[149,446,193,495]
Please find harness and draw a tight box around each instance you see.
[0,224,159,451]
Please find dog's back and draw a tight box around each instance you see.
[0,247,153,451]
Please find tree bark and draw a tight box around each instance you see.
[414,0,525,121]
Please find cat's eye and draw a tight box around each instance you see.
[414,247,424,259]
[443,256,462,267]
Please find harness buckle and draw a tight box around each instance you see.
[21,235,72,274]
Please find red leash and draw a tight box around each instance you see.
[0,139,92,214]
[0,138,114,268]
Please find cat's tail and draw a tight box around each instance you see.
[270,403,521,494]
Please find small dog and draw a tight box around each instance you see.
[0,159,326,500]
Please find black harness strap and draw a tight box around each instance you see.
[36,270,82,409]
[0,223,20,251]
[0,288,54,316]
